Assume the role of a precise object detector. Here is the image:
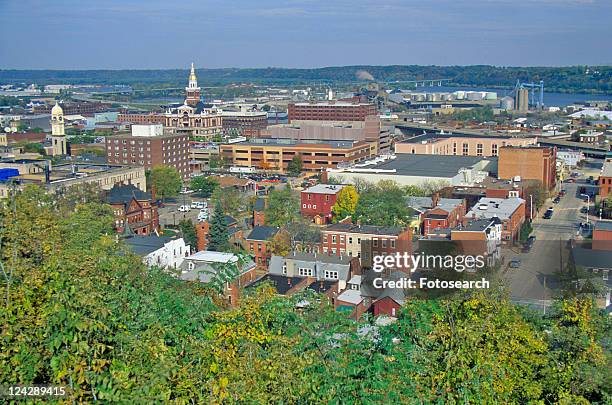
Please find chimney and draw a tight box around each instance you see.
[432,192,440,208]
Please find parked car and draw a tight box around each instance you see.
[178,205,191,212]
[197,212,208,221]
[179,188,194,194]
[510,258,522,268]
[559,189,566,196]
[553,196,561,204]
[543,208,554,219]
[565,178,576,183]
[191,201,207,209]
[580,206,588,214]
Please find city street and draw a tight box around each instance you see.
[503,181,585,303]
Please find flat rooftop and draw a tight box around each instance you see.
[235,138,361,149]
[601,160,612,178]
[399,132,523,144]
[367,154,492,178]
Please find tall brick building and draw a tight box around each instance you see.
[498,146,556,190]
[105,127,190,179]
[288,101,377,123]
[599,159,612,200]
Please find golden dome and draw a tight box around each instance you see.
[51,102,63,115]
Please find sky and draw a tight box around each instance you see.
[0,0,611,69]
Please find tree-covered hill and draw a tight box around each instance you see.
[1,65,611,94]
[0,185,610,403]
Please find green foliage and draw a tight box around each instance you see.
[265,185,300,227]
[211,186,243,218]
[19,142,46,155]
[519,221,533,242]
[149,166,182,200]
[353,180,414,226]
[179,219,197,249]
[0,185,610,403]
[451,105,495,122]
[208,202,229,251]
[190,175,218,197]
[287,155,303,176]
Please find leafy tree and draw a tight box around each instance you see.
[269,228,291,256]
[353,181,413,226]
[265,186,300,227]
[287,155,303,176]
[149,166,182,201]
[190,176,218,197]
[211,186,244,217]
[524,181,547,214]
[331,185,359,221]
[19,142,46,155]
[208,202,229,251]
[179,219,197,250]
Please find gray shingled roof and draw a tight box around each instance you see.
[247,226,279,241]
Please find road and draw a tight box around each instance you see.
[503,181,585,302]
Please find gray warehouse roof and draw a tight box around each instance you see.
[370,154,493,178]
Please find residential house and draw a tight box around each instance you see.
[300,184,345,224]
[125,235,190,269]
[254,252,358,301]
[335,275,370,320]
[246,226,279,269]
[253,197,266,226]
[321,223,412,266]
[179,251,257,306]
[107,183,159,235]
[450,217,503,268]
[466,197,526,243]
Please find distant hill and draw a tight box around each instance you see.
[1,65,610,94]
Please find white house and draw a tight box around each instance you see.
[125,235,190,269]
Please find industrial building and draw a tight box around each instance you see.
[326,154,496,187]
[395,133,537,157]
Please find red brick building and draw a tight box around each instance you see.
[288,101,377,123]
[466,197,526,243]
[498,146,557,191]
[253,198,266,226]
[301,184,345,224]
[107,184,159,235]
[105,132,190,179]
[422,197,466,236]
[599,159,612,200]
[592,221,612,251]
[321,223,412,268]
[118,112,165,125]
[246,226,279,269]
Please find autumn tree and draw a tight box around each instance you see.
[269,228,292,256]
[331,185,359,221]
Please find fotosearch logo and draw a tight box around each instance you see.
[372,253,487,273]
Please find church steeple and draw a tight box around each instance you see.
[185,62,201,106]
[50,101,67,156]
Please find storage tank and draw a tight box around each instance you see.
[484,92,498,100]
[500,96,514,110]
[466,91,483,101]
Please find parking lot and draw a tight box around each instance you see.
[158,193,212,227]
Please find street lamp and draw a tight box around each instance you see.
[580,193,590,225]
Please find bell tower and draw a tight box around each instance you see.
[185,62,201,106]
[50,101,67,156]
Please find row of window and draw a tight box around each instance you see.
[323,234,397,248]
